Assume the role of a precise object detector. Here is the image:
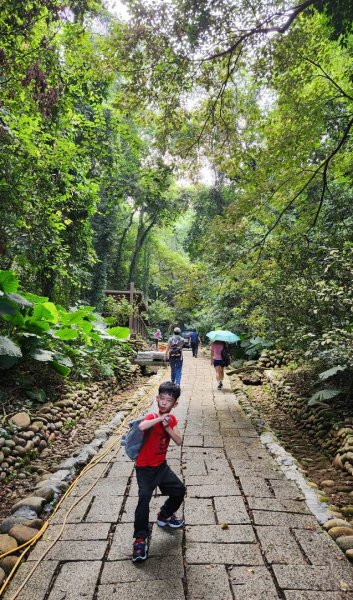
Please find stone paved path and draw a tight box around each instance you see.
[5,354,353,599]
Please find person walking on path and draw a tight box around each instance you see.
[132,381,185,562]
[189,328,201,358]
[211,340,225,389]
[164,326,184,386]
[153,328,161,349]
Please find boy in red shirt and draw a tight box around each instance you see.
[132,381,185,562]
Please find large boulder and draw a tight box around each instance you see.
[0,555,18,574]
[336,536,353,552]
[11,496,46,515]
[10,412,31,429]
[323,519,352,531]
[9,525,38,545]
[328,526,353,540]
[0,534,17,554]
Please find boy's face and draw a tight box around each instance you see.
[157,393,177,414]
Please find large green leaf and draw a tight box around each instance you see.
[319,365,346,380]
[54,327,78,340]
[33,302,59,323]
[26,318,50,333]
[0,271,18,293]
[6,293,32,308]
[0,336,22,357]
[30,349,55,362]
[77,321,93,335]
[25,388,46,403]
[106,326,130,340]
[53,353,73,367]
[24,293,49,304]
[308,389,341,406]
[50,360,71,377]
[0,296,19,317]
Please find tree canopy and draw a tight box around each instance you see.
[1,0,353,378]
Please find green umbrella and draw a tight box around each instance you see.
[206,330,240,343]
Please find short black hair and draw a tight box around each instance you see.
[158,381,181,401]
[192,328,196,332]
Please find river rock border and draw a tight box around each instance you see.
[229,372,353,564]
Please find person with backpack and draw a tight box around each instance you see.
[164,326,184,386]
[210,340,230,389]
[132,381,185,562]
[189,328,201,358]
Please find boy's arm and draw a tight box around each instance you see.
[138,416,163,431]
[210,343,214,364]
[164,424,183,446]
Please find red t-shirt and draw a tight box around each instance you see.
[135,412,178,467]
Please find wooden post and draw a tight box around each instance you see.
[129,281,135,333]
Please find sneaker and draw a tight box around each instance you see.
[132,538,148,562]
[156,512,184,529]
[217,381,222,389]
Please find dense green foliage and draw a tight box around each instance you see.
[1,0,353,405]
[0,269,132,381]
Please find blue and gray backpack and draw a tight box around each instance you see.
[120,414,157,460]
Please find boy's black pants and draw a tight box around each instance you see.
[134,461,185,539]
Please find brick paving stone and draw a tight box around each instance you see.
[205,462,234,476]
[238,429,258,437]
[185,524,256,543]
[47,561,101,600]
[3,562,58,600]
[273,565,353,591]
[85,495,124,522]
[229,565,280,598]
[101,556,184,583]
[28,540,108,561]
[230,460,284,476]
[188,482,241,497]
[183,435,204,447]
[292,529,346,565]
[238,476,274,497]
[248,497,309,514]
[48,522,111,540]
[108,461,135,477]
[50,497,92,524]
[108,523,136,560]
[96,580,185,600]
[184,498,216,525]
[184,475,233,486]
[184,447,224,459]
[203,435,224,447]
[271,480,306,500]
[256,526,307,564]
[71,476,129,497]
[186,564,233,600]
[252,511,320,529]
[186,542,264,565]
[214,496,251,524]
[182,460,207,476]
[284,593,348,599]
[148,524,183,556]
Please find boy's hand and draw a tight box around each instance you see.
[161,415,171,428]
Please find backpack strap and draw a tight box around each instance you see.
[140,412,158,449]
